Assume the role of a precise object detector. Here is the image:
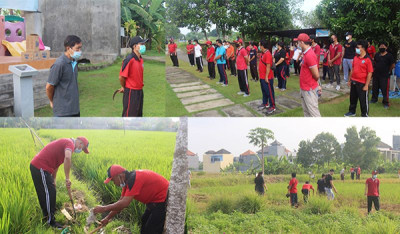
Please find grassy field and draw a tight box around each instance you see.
[167,52,400,117]
[0,128,175,233]
[186,173,400,233]
[35,51,166,117]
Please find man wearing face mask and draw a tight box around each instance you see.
[327,34,343,91]
[93,165,169,234]
[46,35,82,117]
[342,32,357,83]
[30,137,89,229]
[365,171,380,214]
[119,36,148,117]
[371,42,396,108]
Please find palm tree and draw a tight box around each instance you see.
[247,128,274,175]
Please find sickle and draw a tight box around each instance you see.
[113,89,120,100]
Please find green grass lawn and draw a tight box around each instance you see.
[35,54,166,117]
[167,57,400,117]
[187,173,400,233]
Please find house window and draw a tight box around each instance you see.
[211,155,223,163]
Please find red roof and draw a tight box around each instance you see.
[187,150,196,156]
[240,150,256,156]
[285,148,291,153]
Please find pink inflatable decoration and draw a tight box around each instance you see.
[5,21,25,42]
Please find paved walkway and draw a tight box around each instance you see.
[165,49,351,117]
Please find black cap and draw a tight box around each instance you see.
[129,36,148,48]
[345,32,352,36]
[309,34,316,40]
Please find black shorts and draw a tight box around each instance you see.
[302,189,309,195]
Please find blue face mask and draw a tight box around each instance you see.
[258,46,261,51]
[74,148,82,153]
[139,45,146,54]
[356,48,361,55]
[71,51,82,60]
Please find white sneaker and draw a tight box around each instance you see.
[336,85,340,91]
[243,94,250,97]
[222,84,228,87]
[325,84,333,88]
[281,88,286,91]
[216,81,222,84]
[237,91,245,95]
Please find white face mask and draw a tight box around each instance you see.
[346,36,350,41]
[372,175,377,179]
[119,176,126,187]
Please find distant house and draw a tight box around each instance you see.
[187,150,199,170]
[256,140,291,160]
[203,149,234,173]
[377,141,400,162]
[239,150,260,172]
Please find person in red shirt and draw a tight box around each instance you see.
[30,137,89,229]
[287,173,299,207]
[168,38,179,67]
[357,166,362,180]
[322,45,330,82]
[94,165,169,234]
[186,40,195,66]
[365,170,380,213]
[206,41,216,79]
[284,46,291,79]
[295,33,321,117]
[344,40,373,117]
[236,39,250,96]
[367,40,376,61]
[328,34,343,91]
[119,36,148,117]
[301,181,315,203]
[258,40,275,114]
[310,35,321,68]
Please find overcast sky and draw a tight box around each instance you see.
[188,118,400,161]
[179,0,322,35]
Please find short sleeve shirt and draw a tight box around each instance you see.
[47,54,80,117]
[317,179,326,192]
[325,174,333,188]
[120,53,144,90]
[351,55,373,84]
[302,184,314,191]
[274,49,286,67]
[194,44,202,57]
[343,41,357,59]
[30,138,75,174]
[259,50,273,80]
[207,46,215,62]
[299,47,318,91]
[367,46,376,59]
[366,178,379,196]
[312,44,321,66]
[121,170,169,204]
[226,46,235,59]
[168,43,177,54]
[236,47,248,70]
[215,46,226,64]
[249,48,257,65]
[186,44,194,54]
[329,43,343,65]
[289,178,298,193]
[374,52,395,77]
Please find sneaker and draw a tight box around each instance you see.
[344,112,356,117]
[257,104,268,110]
[222,84,228,87]
[325,84,333,88]
[384,105,389,109]
[275,86,280,89]
[369,100,377,104]
[281,88,286,91]
[216,81,222,84]
[336,85,340,91]
[243,94,250,97]
[237,91,245,95]
[266,107,276,114]
[49,222,64,230]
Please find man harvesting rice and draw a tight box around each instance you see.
[93,165,169,234]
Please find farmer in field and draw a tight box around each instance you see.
[206,41,216,79]
[325,169,338,200]
[287,172,298,207]
[46,35,82,117]
[365,170,380,214]
[317,174,326,195]
[357,166,362,180]
[214,39,228,86]
[350,167,355,180]
[301,181,314,203]
[186,40,195,66]
[344,40,373,117]
[30,137,89,229]
[295,33,321,117]
[168,38,179,67]
[254,172,268,195]
[236,39,250,97]
[119,36,148,117]
[340,167,345,181]
[93,165,169,234]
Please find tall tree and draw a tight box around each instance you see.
[343,126,363,166]
[247,128,274,175]
[359,126,381,170]
[296,140,315,167]
[312,132,342,166]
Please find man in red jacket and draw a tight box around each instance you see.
[30,137,89,229]
[94,165,169,234]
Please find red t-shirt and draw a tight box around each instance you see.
[323,50,329,66]
[30,138,74,174]
[258,50,274,80]
[351,55,373,84]
[186,44,194,55]
[312,44,321,67]
[367,45,376,60]
[168,43,177,54]
[285,52,290,65]
[329,43,342,65]
[299,47,318,91]
[246,45,252,53]
[302,184,314,191]
[358,167,361,174]
[121,170,169,204]
[289,178,298,193]
[120,53,144,90]
[207,46,215,62]
[350,168,354,173]
[236,47,248,70]
[366,178,379,196]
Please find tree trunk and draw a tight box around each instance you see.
[261,140,264,175]
[165,117,188,234]
[202,29,208,41]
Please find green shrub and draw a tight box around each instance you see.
[207,197,234,214]
[235,194,264,214]
[304,197,333,215]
